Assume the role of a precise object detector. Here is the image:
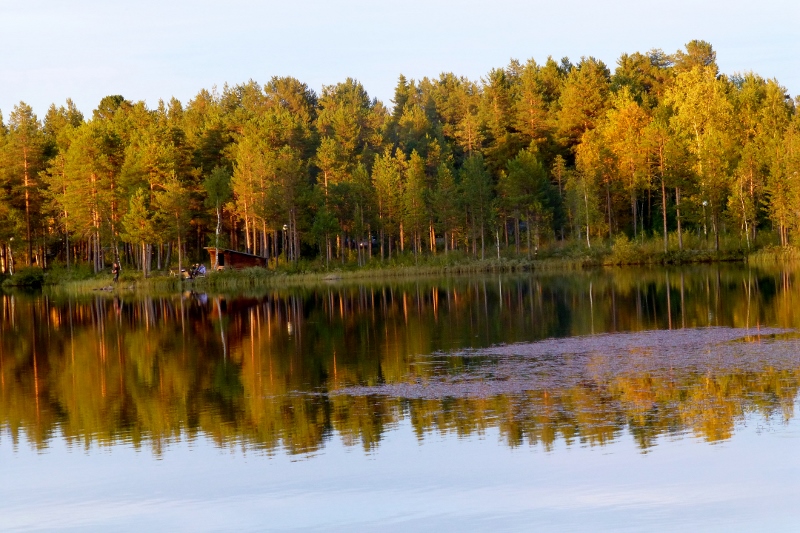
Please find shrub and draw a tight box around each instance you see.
[3,266,45,288]
[43,263,95,285]
[608,235,638,265]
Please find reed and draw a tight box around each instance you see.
[747,245,800,266]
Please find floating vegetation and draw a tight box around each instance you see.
[336,328,795,400]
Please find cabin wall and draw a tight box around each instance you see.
[205,248,267,270]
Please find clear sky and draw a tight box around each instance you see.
[2,0,798,119]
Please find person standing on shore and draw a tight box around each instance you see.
[112,261,121,283]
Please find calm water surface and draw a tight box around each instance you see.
[3,264,800,531]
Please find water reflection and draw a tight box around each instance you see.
[1,264,799,456]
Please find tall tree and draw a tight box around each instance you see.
[513,59,551,150]
[733,75,792,246]
[4,103,45,265]
[556,57,610,149]
[481,67,522,176]
[601,88,651,238]
[665,66,735,250]
[154,175,192,276]
[60,123,115,272]
[433,162,461,254]
[203,165,232,269]
[315,79,385,259]
[403,150,427,257]
[499,149,555,255]
[41,100,85,268]
[231,132,262,255]
[574,129,612,244]
[645,112,687,251]
[121,188,156,277]
[372,148,404,258]
[460,154,494,258]
[611,50,673,108]
[672,40,718,75]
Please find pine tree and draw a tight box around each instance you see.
[154,175,191,275]
[433,163,460,254]
[372,148,404,258]
[500,150,554,255]
[203,165,232,269]
[556,57,610,149]
[460,154,494,258]
[121,188,156,277]
[5,103,45,265]
[403,150,427,258]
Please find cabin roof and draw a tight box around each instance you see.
[203,247,265,259]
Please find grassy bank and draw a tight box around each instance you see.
[7,233,791,294]
[39,256,591,294]
[747,245,800,266]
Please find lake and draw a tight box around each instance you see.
[2,264,800,531]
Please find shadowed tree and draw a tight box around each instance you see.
[372,148,404,259]
[499,149,556,256]
[121,188,157,277]
[154,175,192,276]
[460,153,494,258]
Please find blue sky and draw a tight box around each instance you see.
[2,0,798,118]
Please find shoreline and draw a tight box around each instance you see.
[6,242,799,293]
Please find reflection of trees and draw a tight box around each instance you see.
[1,265,800,455]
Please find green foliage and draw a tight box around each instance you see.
[608,234,638,265]
[748,246,800,266]
[3,266,45,287]
[42,263,95,284]
[4,40,800,278]
[121,188,156,245]
[203,165,232,209]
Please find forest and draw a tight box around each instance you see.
[1,40,798,276]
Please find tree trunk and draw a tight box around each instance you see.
[480,225,485,260]
[526,210,532,259]
[676,187,683,251]
[21,147,33,265]
[141,243,145,276]
[177,233,183,280]
[585,184,592,249]
[165,243,172,270]
[661,178,668,253]
[606,183,612,238]
[217,204,223,266]
[243,203,251,253]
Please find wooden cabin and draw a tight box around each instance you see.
[204,248,268,270]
